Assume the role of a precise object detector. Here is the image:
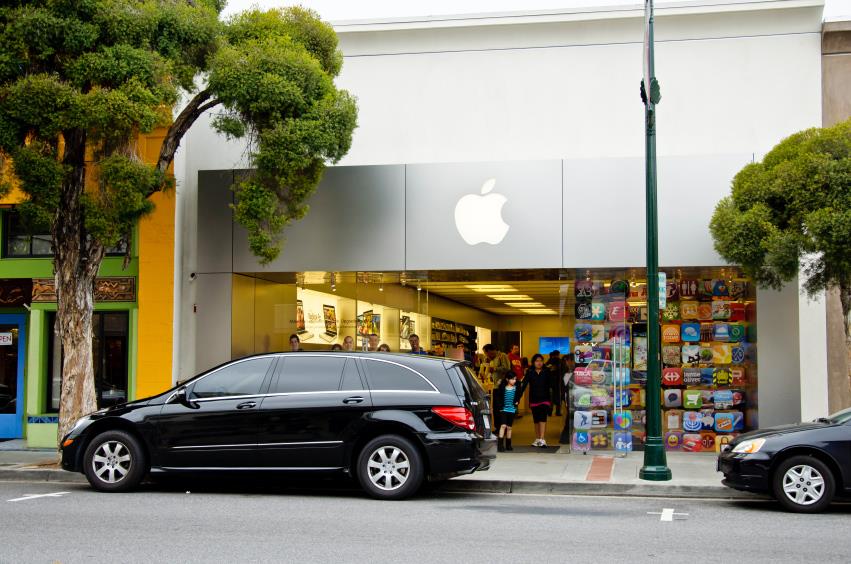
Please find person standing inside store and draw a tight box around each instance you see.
[288,334,303,352]
[342,335,355,351]
[519,354,553,447]
[494,373,519,452]
[408,334,427,355]
[545,350,564,417]
[367,333,379,351]
[377,343,391,352]
[480,344,510,398]
[507,344,524,382]
[330,343,343,351]
[432,343,446,357]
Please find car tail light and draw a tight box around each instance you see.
[432,406,476,431]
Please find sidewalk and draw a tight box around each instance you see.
[440,449,765,499]
[0,442,765,499]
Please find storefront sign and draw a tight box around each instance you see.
[32,277,136,302]
[0,332,12,346]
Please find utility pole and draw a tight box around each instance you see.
[639,0,672,482]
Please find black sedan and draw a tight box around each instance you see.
[60,352,496,500]
[718,407,851,512]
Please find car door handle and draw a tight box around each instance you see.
[236,401,257,409]
[342,396,364,405]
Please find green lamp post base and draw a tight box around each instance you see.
[639,439,672,481]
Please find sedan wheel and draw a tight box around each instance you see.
[357,435,424,500]
[83,430,147,492]
[772,455,835,513]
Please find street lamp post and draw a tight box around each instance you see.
[639,0,672,481]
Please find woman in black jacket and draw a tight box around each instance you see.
[519,353,553,448]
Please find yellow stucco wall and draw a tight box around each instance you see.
[1,131,175,399]
[136,131,175,398]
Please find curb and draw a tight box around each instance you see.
[437,478,768,500]
[0,468,767,500]
[0,468,86,484]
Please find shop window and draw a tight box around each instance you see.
[3,211,128,258]
[272,356,346,393]
[46,312,130,412]
[191,357,273,399]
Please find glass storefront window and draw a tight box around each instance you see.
[46,312,130,411]
[229,267,757,453]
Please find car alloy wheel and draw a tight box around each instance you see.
[781,464,825,506]
[92,440,133,484]
[366,445,410,491]
[83,429,147,492]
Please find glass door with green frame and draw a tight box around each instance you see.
[0,314,26,438]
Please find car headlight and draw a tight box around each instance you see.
[732,438,766,454]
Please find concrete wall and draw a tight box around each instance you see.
[822,20,851,413]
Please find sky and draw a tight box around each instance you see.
[221,0,851,22]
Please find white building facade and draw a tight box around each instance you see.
[173,0,830,446]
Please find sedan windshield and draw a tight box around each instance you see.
[828,406,851,424]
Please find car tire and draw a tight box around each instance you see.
[771,455,835,513]
[356,434,424,500]
[83,430,147,492]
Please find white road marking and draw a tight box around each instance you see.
[647,508,689,521]
[7,491,70,503]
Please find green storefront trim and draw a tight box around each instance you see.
[0,211,141,447]
[23,302,138,448]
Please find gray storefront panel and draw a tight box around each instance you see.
[231,165,406,273]
[405,160,563,270]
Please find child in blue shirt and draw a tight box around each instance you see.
[493,374,519,452]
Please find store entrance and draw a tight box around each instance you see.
[0,315,26,439]
[233,267,758,455]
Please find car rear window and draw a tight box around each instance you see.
[455,364,488,405]
[362,359,434,392]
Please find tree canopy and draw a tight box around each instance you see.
[0,0,357,263]
[710,118,851,323]
[0,0,357,440]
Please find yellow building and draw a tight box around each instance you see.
[0,131,175,446]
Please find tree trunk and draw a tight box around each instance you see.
[826,284,851,414]
[55,129,105,443]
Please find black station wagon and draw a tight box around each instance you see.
[60,352,496,499]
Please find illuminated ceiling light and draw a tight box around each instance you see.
[521,309,557,315]
[466,285,516,293]
[507,302,545,308]
[488,295,533,301]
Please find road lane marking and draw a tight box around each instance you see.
[647,508,689,521]
[7,492,70,503]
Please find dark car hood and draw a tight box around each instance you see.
[93,398,151,416]
[737,421,829,440]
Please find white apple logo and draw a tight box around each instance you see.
[454,178,510,245]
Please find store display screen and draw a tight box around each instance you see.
[296,300,305,332]
[539,336,570,355]
[323,305,337,334]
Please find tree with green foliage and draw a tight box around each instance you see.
[0,1,357,441]
[710,118,851,401]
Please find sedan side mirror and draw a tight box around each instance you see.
[173,386,198,409]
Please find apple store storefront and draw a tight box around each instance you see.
[191,156,804,454]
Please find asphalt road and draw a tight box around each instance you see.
[0,476,849,563]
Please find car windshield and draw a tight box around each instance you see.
[827,406,851,424]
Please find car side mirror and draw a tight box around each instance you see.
[173,386,198,409]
